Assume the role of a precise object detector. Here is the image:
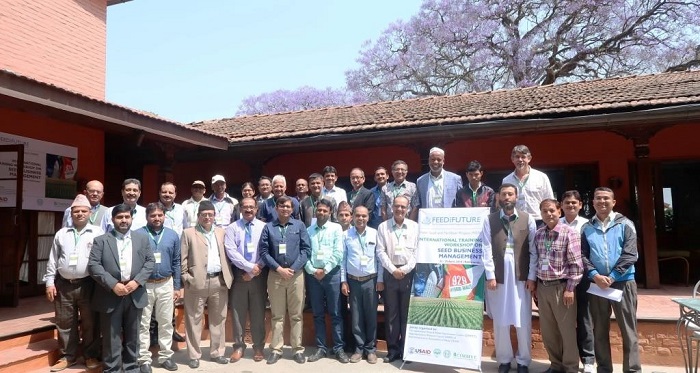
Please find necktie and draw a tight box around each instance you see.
[244,222,253,262]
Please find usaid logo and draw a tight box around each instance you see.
[408,347,431,356]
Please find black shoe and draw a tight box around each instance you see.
[139,364,152,373]
[335,350,350,363]
[187,359,199,369]
[211,356,228,364]
[542,369,563,373]
[499,363,511,373]
[517,364,529,373]
[173,331,185,342]
[308,349,326,362]
[293,352,306,364]
[383,354,399,363]
[160,359,178,371]
[266,353,281,365]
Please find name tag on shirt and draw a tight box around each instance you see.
[119,259,127,268]
[154,252,162,264]
[246,243,255,254]
[360,255,370,266]
[395,246,405,254]
[432,196,442,205]
[541,258,549,271]
[278,243,287,255]
[316,250,326,260]
[69,253,79,266]
[505,242,514,254]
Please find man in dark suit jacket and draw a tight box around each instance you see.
[348,168,375,218]
[89,204,154,373]
[416,147,463,209]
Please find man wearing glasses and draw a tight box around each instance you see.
[62,180,108,228]
[380,160,419,222]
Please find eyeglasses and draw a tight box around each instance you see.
[277,205,293,209]
[393,205,408,209]
[199,213,215,218]
[86,190,103,195]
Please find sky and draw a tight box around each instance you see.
[106,0,423,123]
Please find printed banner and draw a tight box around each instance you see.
[404,207,489,371]
[0,132,78,211]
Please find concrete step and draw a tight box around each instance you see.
[0,338,60,373]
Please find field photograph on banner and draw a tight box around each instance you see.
[404,207,489,371]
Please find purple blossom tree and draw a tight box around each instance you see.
[345,0,700,101]
[236,86,366,116]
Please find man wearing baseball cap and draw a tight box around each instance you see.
[45,194,104,371]
[210,175,239,227]
[183,180,207,228]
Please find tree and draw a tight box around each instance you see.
[236,86,366,116]
[345,0,700,101]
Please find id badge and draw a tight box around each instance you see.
[360,255,370,266]
[395,246,405,254]
[316,250,326,260]
[278,243,287,255]
[432,196,442,205]
[541,258,549,271]
[246,243,255,253]
[68,253,79,266]
[505,242,514,254]
[119,259,127,268]
[154,252,162,264]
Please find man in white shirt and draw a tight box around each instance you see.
[182,180,207,228]
[560,190,594,373]
[416,147,463,209]
[322,165,348,204]
[376,195,418,363]
[62,180,108,228]
[210,174,239,227]
[159,182,185,237]
[101,178,147,232]
[45,195,103,371]
[502,145,554,227]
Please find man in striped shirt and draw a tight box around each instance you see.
[531,199,583,373]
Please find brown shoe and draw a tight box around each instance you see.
[50,357,76,372]
[349,353,362,363]
[367,353,378,364]
[230,347,244,362]
[85,357,101,370]
[253,348,265,362]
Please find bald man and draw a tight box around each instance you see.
[62,180,108,228]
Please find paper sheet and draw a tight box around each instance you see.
[587,283,623,302]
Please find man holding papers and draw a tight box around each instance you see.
[580,187,641,373]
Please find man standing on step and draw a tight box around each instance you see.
[45,194,103,371]
[62,179,108,228]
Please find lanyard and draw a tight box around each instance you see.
[517,174,530,194]
[164,207,175,224]
[189,201,200,222]
[72,229,82,247]
[278,225,287,240]
[544,230,554,252]
[393,223,405,243]
[112,230,130,257]
[392,183,405,199]
[315,225,326,248]
[501,215,516,237]
[197,225,215,247]
[88,206,99,224]
[147,227,163,248]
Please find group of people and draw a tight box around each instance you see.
[43,145,640,373]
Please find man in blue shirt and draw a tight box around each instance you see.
[341,205,383,364]
[305,199,347,363]
[224,197,267,363]
[137,202,181,373]
[260,196,311,365]
[368,167,388,229]
[258,175,301,222]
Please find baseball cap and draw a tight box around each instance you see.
[192,180,205,188]
[211,175,226,184]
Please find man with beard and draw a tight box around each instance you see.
[62,180,108,228]
[480,184,537,373]
[416,147,462,209]
[210,175,239,227]
[368,167,388,229]
[300,173,337,227]
[45,195,103,371]
[89,204,154,373]
[348,168,374,217]
[182,180,207,229]
[137,203,181,373]
[101,178,147,232]
[224,197,268,363]
[159,182,185,237]
[502,145,554,227]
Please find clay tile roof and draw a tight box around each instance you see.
[193,71,700,144]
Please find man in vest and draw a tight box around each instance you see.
[481,184,537,373]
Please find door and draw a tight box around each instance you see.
[0,144,24,307]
